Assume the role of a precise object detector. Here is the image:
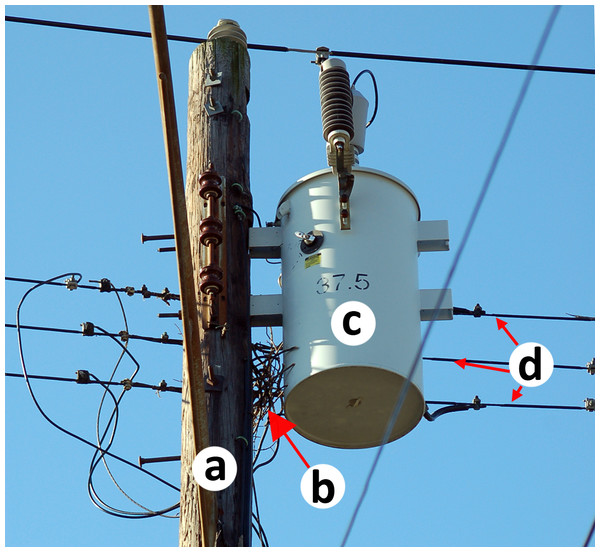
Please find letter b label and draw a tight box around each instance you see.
[300,464,345,509]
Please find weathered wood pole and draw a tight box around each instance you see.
[179,19,252,547]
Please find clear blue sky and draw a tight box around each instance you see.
[4,4,595,548]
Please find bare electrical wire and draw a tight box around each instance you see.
[340,7,562,546]
[5,15,594,75]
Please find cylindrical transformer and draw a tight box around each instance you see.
[276,167,425,449]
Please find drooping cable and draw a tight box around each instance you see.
[351,69,378,128]
[14,273,181,496]
[5,15,594,75]
[340,7,562,545]
[583,520,595,547]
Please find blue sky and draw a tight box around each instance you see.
[4,4,595,548]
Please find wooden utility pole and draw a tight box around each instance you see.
[179,19,252,547]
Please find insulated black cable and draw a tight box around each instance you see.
[5,372,183,392]
[584,520,595,547]
[5,15,594,75]
[5,323,184,345]
[426,400,588,411]
[14,273,180,493]
[351,69,378,128]
[341,7,562,546]
[453,306,594,321]
[6,276,180,301]
[423,356,589,371]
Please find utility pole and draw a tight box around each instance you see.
[179,19,252,547]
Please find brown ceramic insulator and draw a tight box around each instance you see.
[199,264,224,295]
[199,216,223,246]
[198,170,223,200]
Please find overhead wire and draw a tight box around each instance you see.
[85,283,180,519]
[423,356,591,371]
[453,305,594,321]
[340,6,562,546]
[584,520,595,547]
[5,371,183,392]
[5,15,594,75]
[6,275,180,301]
[6,322,185,345]
[14,273,181,507]
[426,399,589,411]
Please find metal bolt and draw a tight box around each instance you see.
[138,455,181,467]
[141,233,174,244]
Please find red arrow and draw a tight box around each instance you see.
[268,411,310,469]
[496,318,519,346]
[455,358,510,373]
[512,385,523,402]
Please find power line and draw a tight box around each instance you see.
[14,273,181,494]
[5,372,182,393]
[426,399,589,411]
[5,323,184,346]
[453,305,594,321]
[5,15,594,75]
[584,520,595,547]
[341,7,562,546]
[423,356,591,371]
[6,276,180,302]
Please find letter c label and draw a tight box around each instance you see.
[331,301,376,346]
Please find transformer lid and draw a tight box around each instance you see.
[276,166,421,223]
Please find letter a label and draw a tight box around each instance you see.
[192,446,237,491]
[300,464,345,509]
[509,342,554,387]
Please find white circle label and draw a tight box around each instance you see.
[331,301,376,346]
[300,464,345,509]
[509,342,554,387]
[192,446,237,491]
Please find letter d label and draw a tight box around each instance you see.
[301,464,345,509]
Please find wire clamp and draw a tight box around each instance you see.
[65,276,79,291]
[119,330,129,343]
[124,286,135,297]
[473,303,486,317]
[89,278,112,292]
[160,332,169,342]
[584,398,595,412]
[121,378,133,391]
[313,46,330,65]
[81,321,95,336]
[160,287,173,305]
[586,358,595,375]
[140,284,152,299]
[472,395,482,410]
[75,370,91,384]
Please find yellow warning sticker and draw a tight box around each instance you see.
[305,253,321,269]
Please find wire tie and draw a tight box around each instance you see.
[121,378,133,391]
[124,286,135,297]
[233,204,246,220]
[160,332,169,342]
[231,109,243,121]
[230,182,244,192]
[119,330,129,343]
[235,435,249,447]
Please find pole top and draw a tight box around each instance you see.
[208,19,247,47]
